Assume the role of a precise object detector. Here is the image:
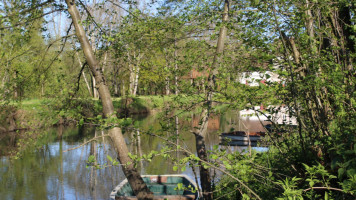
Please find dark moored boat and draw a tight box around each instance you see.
[220,131,265,146]
[110,174,198,200]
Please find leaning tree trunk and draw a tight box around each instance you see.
[65,1,153,199]
[193,1,230,200]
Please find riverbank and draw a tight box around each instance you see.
[0,96,181,133]
[0,96,178,157]
[0,94,223,157]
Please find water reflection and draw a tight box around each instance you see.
[0,109,267,200]
[0,126,124,200]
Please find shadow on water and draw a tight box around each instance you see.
[0,109,267,200]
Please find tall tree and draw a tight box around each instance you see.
[193,1,230,199]
[64,0,153,198]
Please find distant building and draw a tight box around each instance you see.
[239,105,297,126]
[239,71,281,86]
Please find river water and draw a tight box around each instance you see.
[0,110,267,200]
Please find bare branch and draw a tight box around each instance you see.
[0,9,63,30]
[106,0,141,20]
[77,0,105,33]
[303,187,346,193]
[63,134,110,152]
[0,0,55,19]
[76,60,88,92]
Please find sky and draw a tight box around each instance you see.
[43,0,163,39]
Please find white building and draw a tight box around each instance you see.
[239,71,281,86]
[239,105,297,126]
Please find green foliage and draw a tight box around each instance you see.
[0,0,355,199]
[304,163,336,188]
[276,177,303,200]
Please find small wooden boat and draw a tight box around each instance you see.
[110,174,198,200]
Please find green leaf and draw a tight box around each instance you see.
[107,155,113,162]
[211,154,218,160]
[309,180,314,187]
[227,154,234,160]
[268,171,273,177]
[242,193,250,200]
[87,155,95,164]
[176,183,183,190]
[79,118,84,126]
[173,166,178,171]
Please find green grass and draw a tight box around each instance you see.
[8,95,230,116]
[8,99,45,111]
[112,95,175,111]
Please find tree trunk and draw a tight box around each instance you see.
[13,70,18,99]
[41,82,44,97]
[133,64,140,96]
[65,1,153,199]
[193,1,229,199]
[129,64,135,95]
[165,76,170,95]
[174,39,179,95]
[90,27,99,99]
[114,82,118,96]
[133,54,142,96]
[122,80,126,96]
[76,52,93,97]
[113,67,119,96]
[92,76,98,98]
[1,72,7,93]
[163,51,171,96]
[102,51,108,72]
[305,0,314,43]
[174,115,180,160]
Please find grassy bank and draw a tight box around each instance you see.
[0,93,235,134]
[0,96,179,132]
[0,96,178,156]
